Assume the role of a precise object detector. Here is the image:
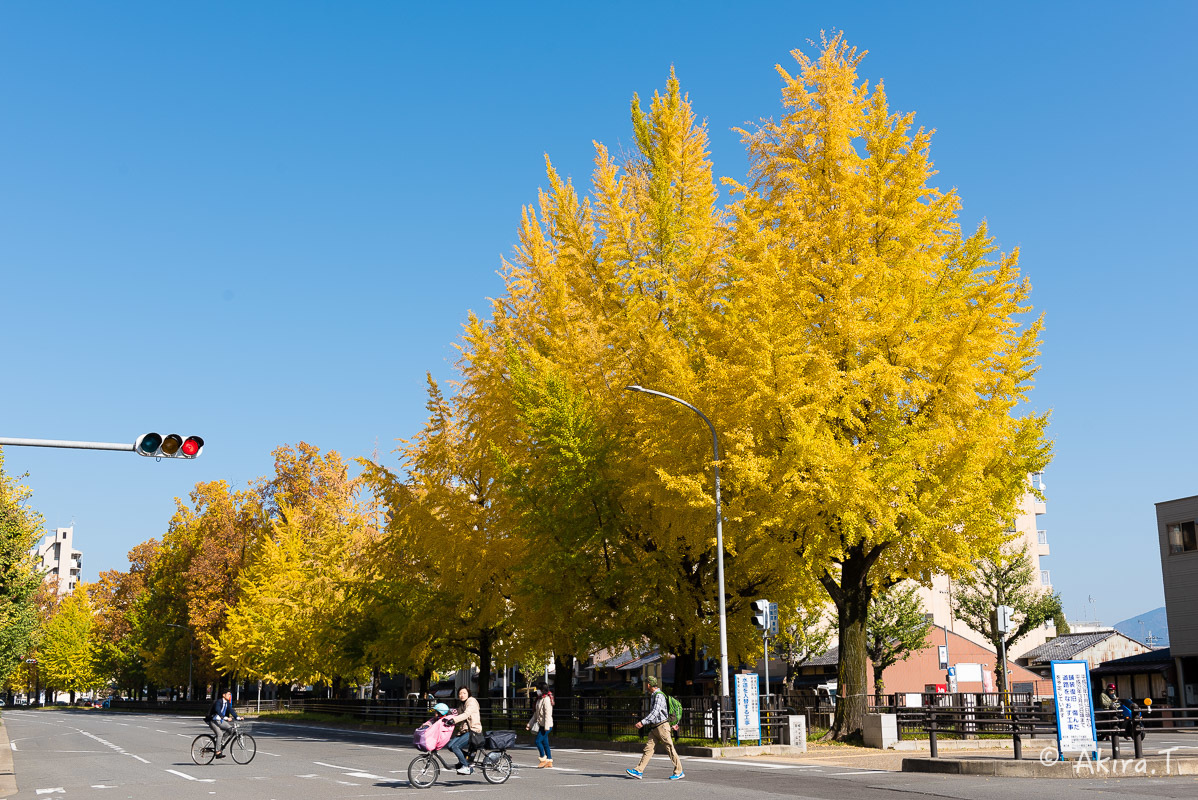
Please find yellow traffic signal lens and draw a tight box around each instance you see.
[161,434,183,455]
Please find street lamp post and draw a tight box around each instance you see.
[624,385,729,699]
[165,623,193,701]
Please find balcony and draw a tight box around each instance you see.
[1037,529,1050,556]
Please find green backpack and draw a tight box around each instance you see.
[664,692,683,726]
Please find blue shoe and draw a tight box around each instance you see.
[669,772,685,780]
[626,768,643,779]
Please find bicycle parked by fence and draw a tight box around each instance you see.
[407,712,514,788]
[191,718,257,765]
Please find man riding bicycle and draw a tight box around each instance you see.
[205,690,241,758]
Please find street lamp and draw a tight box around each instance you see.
[165,623,193,701]
[624,385,729,698]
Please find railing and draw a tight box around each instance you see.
[911,701,1198,760]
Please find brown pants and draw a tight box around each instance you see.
[635,721,682,774]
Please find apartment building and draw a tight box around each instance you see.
[918,471,1056,659]
[34,526,83,595]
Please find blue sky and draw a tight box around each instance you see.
[2,1,1194,631]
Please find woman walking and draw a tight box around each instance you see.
[527,682,555,768]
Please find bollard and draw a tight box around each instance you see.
[1012,713,1022,761]
[1133,725,1144,759]
[1111,724,1120,759]
[928,712,938,759]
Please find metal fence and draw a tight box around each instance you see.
[120,694,799,744]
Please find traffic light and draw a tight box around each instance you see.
[135,432,204,459]
[751,599,770,631]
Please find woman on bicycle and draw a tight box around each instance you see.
[445,686,482,775]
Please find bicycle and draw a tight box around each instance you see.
[407,730,515,788]
[191,718,257,765]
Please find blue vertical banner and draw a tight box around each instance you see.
[734,672,761,743]
[1050,660,1098,760]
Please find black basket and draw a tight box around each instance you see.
[485,730,517,750]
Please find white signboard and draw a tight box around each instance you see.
[734,672,761,742]
[903,693,923,707]
[1051,660,1098,758]
[955,662,983,683]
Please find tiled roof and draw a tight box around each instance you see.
[1021,632,1119,663]
[803,647,838,667]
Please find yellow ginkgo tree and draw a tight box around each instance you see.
[719,33,1050,738]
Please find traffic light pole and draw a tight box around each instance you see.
[1,433,203,459]
[763,631,770,704]
[0,437,134,452]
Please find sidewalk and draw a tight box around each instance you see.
[0,717,17,798]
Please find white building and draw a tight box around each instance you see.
[918,471,1056,659]
[34,526,83,595]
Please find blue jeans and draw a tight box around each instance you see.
[446,732,472,767]
[535,727,552,759]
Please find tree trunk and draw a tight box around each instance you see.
[821,547,876,741]
[553,654,574,698]
[672,642,698,696]
[873,665,884,704]
[371,666,381,701]
[420,666,434,697]
[476,631,492,711]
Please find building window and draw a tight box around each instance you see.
[1167,521,1198,554]
[1040,569,1051,586]
[1038,530,1048,545]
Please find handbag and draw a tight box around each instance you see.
[530,721,540,733]
[470,730,486,749]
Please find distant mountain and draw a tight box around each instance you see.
[1113,606,1170,647]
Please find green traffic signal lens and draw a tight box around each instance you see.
[161,434,183,455]
[139,433,162,454]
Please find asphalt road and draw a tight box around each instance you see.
[6,709,1198,799]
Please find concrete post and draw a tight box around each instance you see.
[784,715,807,751]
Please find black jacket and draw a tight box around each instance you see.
[205,697,237,722]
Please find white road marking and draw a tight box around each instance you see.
[165,769,215,783]
[345,771,389,780]
[314,760,359,770]
[832,770,887,775]
[91,785,117,789]
[129,754,150,763]
[9,743,16,751]
[297,774,319,778]
[558,784,600,788]
[35,790,64,795]
[333,780,360,786]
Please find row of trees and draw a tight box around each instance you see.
[0,35,1052,739]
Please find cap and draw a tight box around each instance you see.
[646,676,659,688]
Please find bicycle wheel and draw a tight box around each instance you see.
[230,733,257,764]
[407,753,440,788]
[190,735,216,765]
[482,752,512,784]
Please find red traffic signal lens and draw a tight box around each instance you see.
[161,434,183,455]
[182,436,204,456]
[138,433,162,455]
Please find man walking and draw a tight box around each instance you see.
[625,677,683,781]
[205,690,240,758]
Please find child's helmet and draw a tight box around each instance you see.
[433,702,450,716]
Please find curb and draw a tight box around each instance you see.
[903,755,1198,779]
[0,717,16,798]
